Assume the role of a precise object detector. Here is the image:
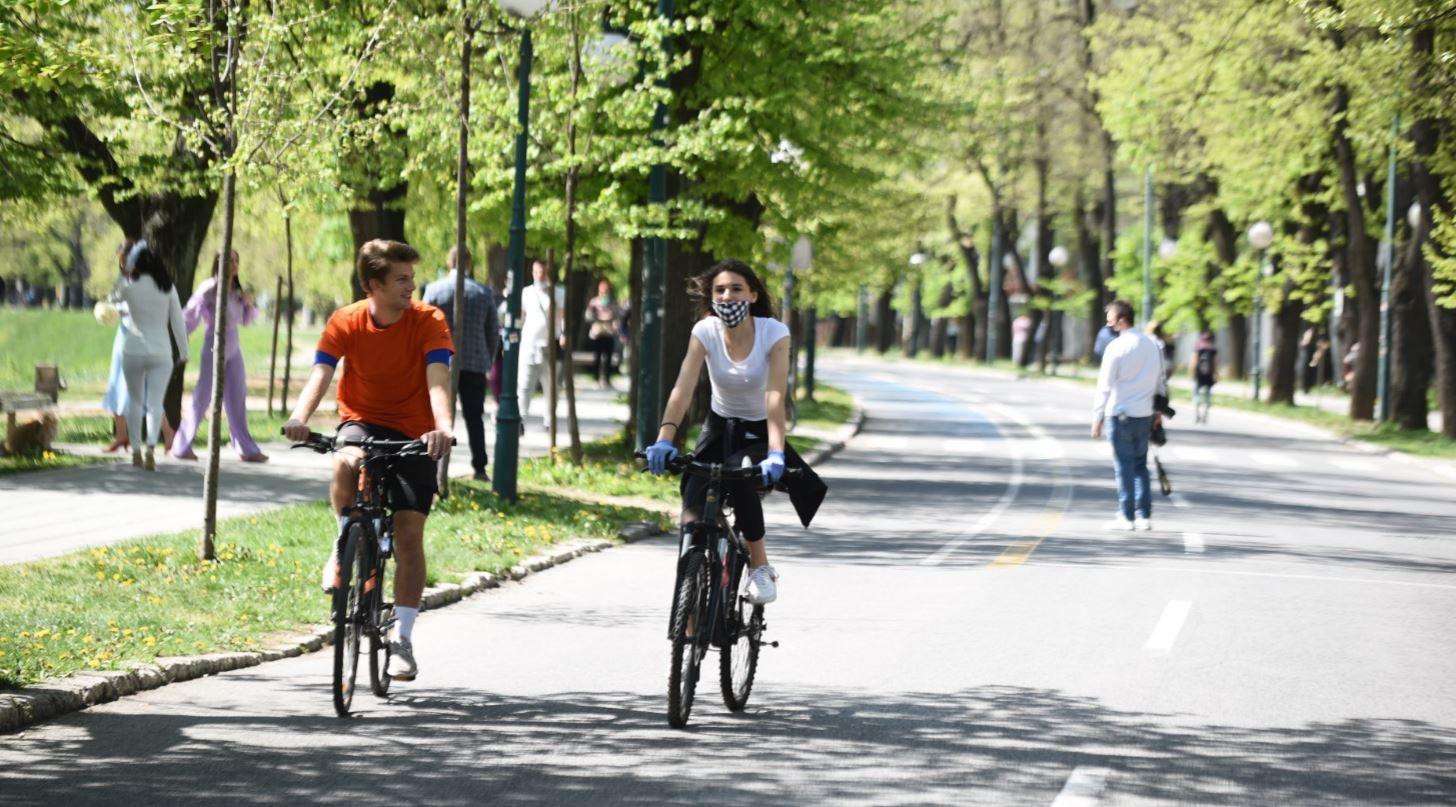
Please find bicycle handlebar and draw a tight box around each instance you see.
[285,430,455,456]
[632,450,803,481]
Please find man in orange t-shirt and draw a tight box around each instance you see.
[284,239,454,682]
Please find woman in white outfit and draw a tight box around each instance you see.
[113,241,187,470]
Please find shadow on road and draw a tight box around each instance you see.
[3,681,1452,805]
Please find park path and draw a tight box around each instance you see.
[2,355,1453,805]
[0,384,627,565]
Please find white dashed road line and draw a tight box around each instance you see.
[1250,450,1298,468]
[1144,600,1192,656]
[1183,532,1204,554]
[1051,766,1111,807]
[1168,493,1189,508]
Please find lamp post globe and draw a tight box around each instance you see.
[909,251,927,268]
[1158,238,1178,261]
[1048,245,1069,269]
[497,0,551,18]
[1247,221,1274,251]
[584,31,632,86]
[1408,201,1423,231]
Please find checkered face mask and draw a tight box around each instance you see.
[712,299,750,328]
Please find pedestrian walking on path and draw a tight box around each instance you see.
[112,240,188,471]
[516,259,564,431]
[283,238,455,682]
[1091,299,1167,532]
[583,278,624,390]
[646,258,827,606]
[1192,329,1218,424]
[171,250,267,462]
[422,246,500,481]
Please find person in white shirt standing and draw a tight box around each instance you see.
[1091,299,1167,531]
[516,259,565,432]
[113,240,188,471]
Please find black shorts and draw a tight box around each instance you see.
[1194,374,1215,390]
[336,421,438,514]
[681,411,768,541]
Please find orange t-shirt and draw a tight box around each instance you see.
[316,299,455,438]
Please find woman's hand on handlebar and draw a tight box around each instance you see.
[759,450,785,486]
[646,439,678,475]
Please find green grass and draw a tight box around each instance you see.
[56,411,290,448]
[0,450,119,476]
[1205,390,1456,459]
[0,307,319,399]
[795,384,853,430]
[0,478,668,689]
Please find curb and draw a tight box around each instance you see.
[0,522,664,735]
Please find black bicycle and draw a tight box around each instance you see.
[638,450,797,728]
[292,430,445,718]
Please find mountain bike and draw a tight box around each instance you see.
[292,430,448,718]
[637,450,798,728]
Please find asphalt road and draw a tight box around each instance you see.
[3,357,1453,805]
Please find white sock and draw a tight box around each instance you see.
[337,514,350,533]
[395,606,418,641]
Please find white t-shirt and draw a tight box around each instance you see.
[692,315,790,421]
[115,274,187,360]
[519,283,565,364]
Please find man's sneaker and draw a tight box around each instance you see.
[1134,517,1153,532]
[745,564,779,605]
[387,637,418,681]
[473,469,490,482]
[320,546,340,593]
[1103,516,1135,531]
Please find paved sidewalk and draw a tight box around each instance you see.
[1,384,628,565]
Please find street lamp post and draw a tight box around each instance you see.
[635,0,674,449]
[1048,245,1069,374]
[1377,113,1400,423]
[986,220,1004,364]
[855,285,867,353]
[907,251,926,358]
[1142,166,1155,322]
[491,0,551,502]
[1248,220,1274,403]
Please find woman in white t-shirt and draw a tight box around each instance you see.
[646,259,794,604]
[113,240,188,470]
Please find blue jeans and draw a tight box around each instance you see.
[1108,415,1152,521]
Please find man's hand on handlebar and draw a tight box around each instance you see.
[419,428,453,460]
[283,418,310,443]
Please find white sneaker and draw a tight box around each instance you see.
[320,546,340,593]
[745,565,779,605]
[387,637,417,681]
[1134,517,1153,532]
[1103,516,1134,531]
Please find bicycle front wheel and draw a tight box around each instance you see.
[668,552,709,728]
[720,595,763,712]
[331,524,366,718]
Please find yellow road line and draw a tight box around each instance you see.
[989,510,1065,568]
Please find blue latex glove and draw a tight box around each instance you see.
[759,450,786,487]
[646,439,678,475]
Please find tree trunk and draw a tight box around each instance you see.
[1410,20,1455,438]
[347,81,408,302]
[1206,206,1247,379]
[874,287,894,353]
[930,281,953,357]
[626,237,643,447]
[1329,73,1380,420]
[268,274,282,415]
[281,207,295,414]
[1079,191,1103,363]
[1391,236,1433,430]
[946,197,983,360]
[1267,271,1304,405]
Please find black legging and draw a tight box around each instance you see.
[589,335,615,382]
[680,411,767,541]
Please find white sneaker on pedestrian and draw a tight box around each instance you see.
[745,564,779,605]
[387,637,417,681]
[1134,517,1153,531]
[1103,516,1134,531]
[320,546,340,593]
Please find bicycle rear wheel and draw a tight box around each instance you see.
[331,525,366,718]
[668,552,709,728]
[720,591,763,712]
[368,553,393,698]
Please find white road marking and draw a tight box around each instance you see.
[1250,450,1298,468]
[1052,766,1110,807]
[1144,600,1192,655]
[1168,493,1189,508]
[1028,562,1456,591]
[1330,457,1377,473]
[1183,532,1204,553]
[921,428,1023,566]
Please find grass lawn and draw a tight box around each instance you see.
[0,478,668,689]
[56,410,291,448]
[0,307,319,398]
[0,450,119,477]
[1204,390,1456,459]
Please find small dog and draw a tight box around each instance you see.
[4,411,58,457]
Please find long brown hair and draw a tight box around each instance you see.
[688,258,776,320]
[211,250,242,292]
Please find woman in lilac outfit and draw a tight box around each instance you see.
[172,250,267,462]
